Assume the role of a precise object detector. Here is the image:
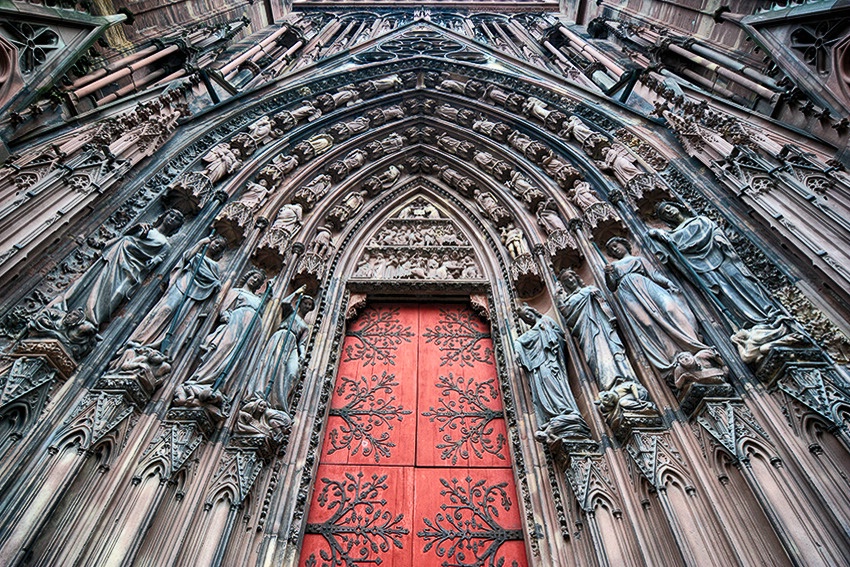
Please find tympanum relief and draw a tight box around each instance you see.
[352,198,483,283]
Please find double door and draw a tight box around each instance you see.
[300,303,528,566]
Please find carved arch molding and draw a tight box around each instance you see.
[4,39,850,567]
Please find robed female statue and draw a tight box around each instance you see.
[604,237,726,388]
[557,269,634,391]
[514,305,591,443]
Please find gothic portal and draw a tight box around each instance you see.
[0,1,849,566]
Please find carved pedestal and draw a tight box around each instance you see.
[165,405,223,439]
[253,229,293,272]
[583,202,627,243]
[678,381,735,417]
[0,357,58,451]
[13,339,77,380]
[757,347,850,429]
[626,173,672,215]
[214,202,254,246]
[603,406,664,443]
[93,371,158,410]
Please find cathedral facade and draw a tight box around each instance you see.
[0,1,849,565]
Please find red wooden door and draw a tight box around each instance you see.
[301,304,527,567]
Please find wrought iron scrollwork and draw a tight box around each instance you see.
[418,477,523,567]
[305,471,409,567]
[327,372,412,462]
[344,307,414,366]
[423,308,493,367]
[422,373,506,465]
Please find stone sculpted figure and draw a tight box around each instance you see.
[247,116,273,143]
[569,180,603,211]
[27,307,98,360]
[106,341,172,392]
[595,380,657,430]
[252,288,315,415]
[131,236,226,350]
[514,305,592,444]
[604,237,726,387]
[557,269,634,391]
[294,175,332,210]
[649,201,779,328]
[536,199,568,234]
[235,392,292,440]
[202,144,242,183]
[501,224,530,259]
[598,144,642,185]
[174,269,266,407]
[53,209,185,327]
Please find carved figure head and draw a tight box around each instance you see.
[656,201,688,226]
[240,268,266,292]
[208,236,228,259]
[300,295,315,314]
[517,303,541,325]
[605,237,632,259]
[558,269,582,293]
[158,209,185,236]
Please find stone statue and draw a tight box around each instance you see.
[598,144,642,185]
[514,305,591,444]
[501,224,530,259]
[257,154,299,188]
[329,117,370,141]
[252,288,315,414]
[131,235,226,350]
[201,143,242,183]
[604,237,726,387]
[27,307,98,360]
[363,165,401,195]
[294,175,331,210]
[569,180,603,211]
[536,199,568,234]
[174,269,266,407]
[310,225,334,259]
[474,189,509,226]
[507,171,546,209]
[247,116,273,143]
[561,115,610,158]
[649,201,779,328]
[106,341,172,392]
[595,380,658,431]
[270,203,303,237]
[557,269,634,391]
[238,179,272,211]
[235,392,292,440]
[293,134,334,163]
[53,209,185,327]
[359,75,402,97]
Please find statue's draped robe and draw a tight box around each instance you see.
[664,216,776,326]
[60,228,171,326]
[559,286,632,391]
[253,310,310,412]
[188,287,262,388]
[132,250,222,348]
[514,315,581,424]
[607,255,709,372]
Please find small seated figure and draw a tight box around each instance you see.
[107,341,172,392]
[28,307,99,360]
[235,391,293,442]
